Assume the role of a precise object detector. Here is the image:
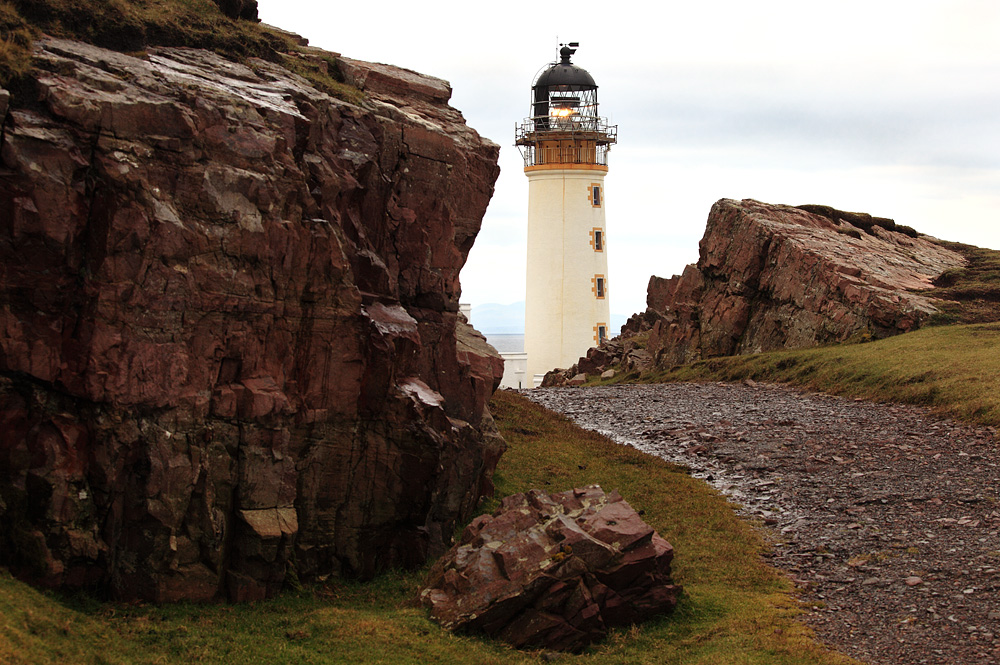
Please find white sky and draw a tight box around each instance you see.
[257,0,1000,320]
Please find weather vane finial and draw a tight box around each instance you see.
[558,41,579,64]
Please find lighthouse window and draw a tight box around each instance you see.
[591,228,604,252]
[593,275,606,299]
[591,184,602,207]
[598,325,607,343]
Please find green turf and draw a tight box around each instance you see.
[637,323,1000,428]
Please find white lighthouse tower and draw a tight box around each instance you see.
[516,43,617,385]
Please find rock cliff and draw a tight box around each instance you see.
[547,199,965,383]
[636,199,965,366]
[0,37,503,601]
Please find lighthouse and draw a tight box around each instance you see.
[516,43,617,385]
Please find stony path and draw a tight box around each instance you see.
[523,383,1000,665]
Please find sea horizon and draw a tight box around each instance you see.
[485,333,524,354]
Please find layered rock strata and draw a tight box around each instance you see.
[548,199,965,383]
[642,199,967,366]
[0,37,503,601]
[419,486,680,652]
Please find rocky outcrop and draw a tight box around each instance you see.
[541,338,653,387]
[624,199,962,370]
[419,486,680,652]
[0,37,503,601]
[546,199,965,383]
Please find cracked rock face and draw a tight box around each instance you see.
[0,38,503,601]
[419,486,680,652]
[628,199,966,366]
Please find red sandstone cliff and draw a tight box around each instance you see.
[546,199,966,384]
[0,37,503,601]
[635,199,965,366]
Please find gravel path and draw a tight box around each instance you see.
[523,383,1000,665]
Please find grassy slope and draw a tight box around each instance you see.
[593,241,1000,425]
[0,390,860,665]
[639,323,1000,428]
[922,241,1000,325]
[485,391,858,665]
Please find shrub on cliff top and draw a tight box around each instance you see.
[11,0,147,51]
[796,203,919,238]
[0,2,34,83]
[0,0,359,98]
[5,0,288,57]
[1,0,278,87]
[922,241,1000,324]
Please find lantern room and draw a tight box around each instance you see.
[515,43,617,168]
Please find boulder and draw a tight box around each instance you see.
[0,38,502,600]
[541,338,630,387]
[419,486,681,652]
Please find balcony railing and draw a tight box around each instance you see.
[515,116,617,142]
[515,116,617,168]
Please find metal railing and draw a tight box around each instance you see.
[515,117,617,168]
[515,116,617,141]
[516,143,613,168]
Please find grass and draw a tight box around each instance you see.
[921,241,1000,325]
[0,390,860,664]
[636,322,1000,428]
[0,0,362,103]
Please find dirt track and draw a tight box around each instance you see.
[524,382,1000,665]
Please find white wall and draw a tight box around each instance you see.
[524,167,611,379]
[498,352,529,389]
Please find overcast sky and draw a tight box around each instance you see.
[256,0,1000,321]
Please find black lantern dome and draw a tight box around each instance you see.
[534,46,598,88]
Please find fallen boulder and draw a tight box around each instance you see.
[419,486,681,652]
